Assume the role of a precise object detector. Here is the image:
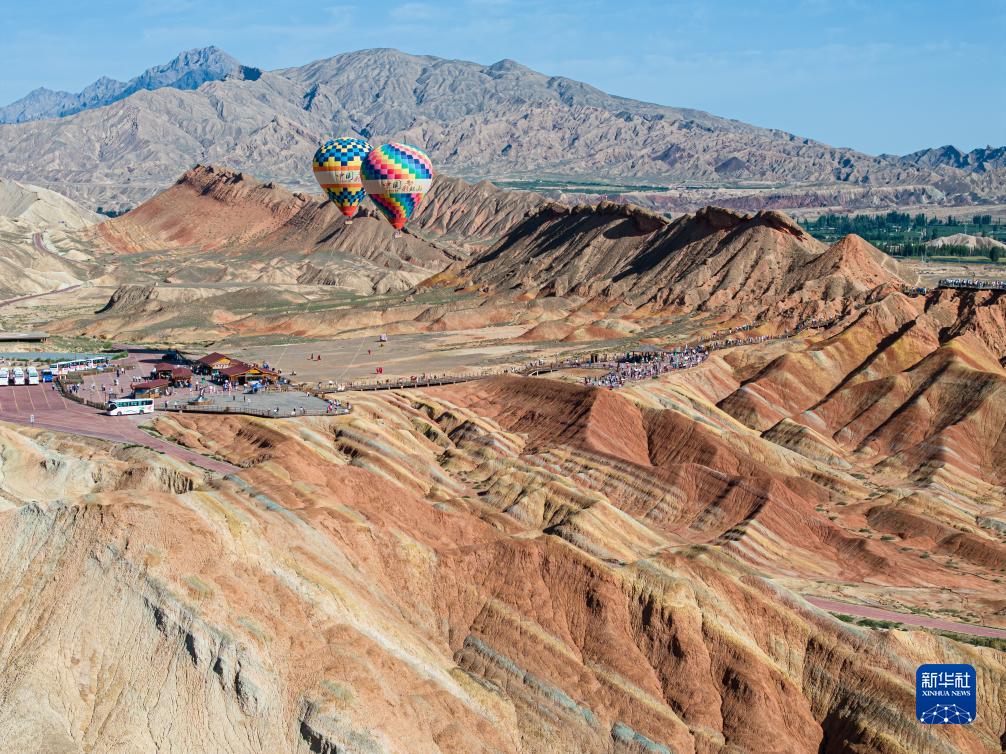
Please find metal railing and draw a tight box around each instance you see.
[158,400,351,418]
[55,379,108,410]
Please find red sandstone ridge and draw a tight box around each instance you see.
[717,286,1006,490]
[424,375,984,587]
[460,203,914,322]
[149,401,1005,754]
[1,352,1003,752]
[409,176,544,247]
[85,165,451,270]
[86,165,542,269]
[91,164,310,252]
[80,166,917,332]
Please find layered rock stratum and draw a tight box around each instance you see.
[4,160,1006,752]
[0,394,1003,753]
[459,201,916,324]
[74,165,543,300]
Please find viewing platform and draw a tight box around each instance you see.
[937,278,1006,291]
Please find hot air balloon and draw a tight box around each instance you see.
[361,143,434,233]
[313,137,373,220]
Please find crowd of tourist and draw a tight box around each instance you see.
[584,347,710,389]
[938,278,1006,291]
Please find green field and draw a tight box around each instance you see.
[492,178,671,194]
[805,211,1006,262]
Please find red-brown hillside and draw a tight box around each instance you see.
[461,202,915,322]
[88,165,546,272]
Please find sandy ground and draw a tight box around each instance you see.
[224,326,545,384]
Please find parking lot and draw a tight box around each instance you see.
[0,347,338,471]
[0,380,238,474]
[0,382,71,421]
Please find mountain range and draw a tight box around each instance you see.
[0,47,260,124]
[0,47,1002,211]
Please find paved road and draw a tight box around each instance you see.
[0,283,81,309]
[0,382,238,475]
[807,597,1006,639]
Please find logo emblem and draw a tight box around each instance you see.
[916,664,976,724]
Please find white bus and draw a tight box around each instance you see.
[12,367,25,386]
[51,355,109,374]
[106,398,154,416]
[26,366,39,385]
[0,368,8,385]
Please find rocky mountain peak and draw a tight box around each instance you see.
[0,46,248,124]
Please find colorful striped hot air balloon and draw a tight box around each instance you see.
[312,137,373,219]
[361,143,434,231]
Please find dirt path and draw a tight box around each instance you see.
[806,597,1006,639]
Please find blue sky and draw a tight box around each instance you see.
[2,0,1003,154]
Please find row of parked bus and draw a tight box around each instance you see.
[0,356,114,387]
[0,366,41,385]
[50,356,109,374]
[0,354,155,415]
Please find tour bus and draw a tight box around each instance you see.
[12,367,25,386]
[50,355,109,375]
[0,367,8,385]
[106,397,154,416]
[26,366,40,385]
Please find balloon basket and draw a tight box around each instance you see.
[345,219,354,225]
[394,230,402,239]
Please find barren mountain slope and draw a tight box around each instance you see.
[90,165,534,262]
[461,202,914,321]
[0,177,101,229]
[719,286,1006,493]
[0,48,1001,208]
[1,402,1003,754]
[0,46,256,124]
[926,233,1006,252]
[409,176,544,249]
[0,179,98,297]
[427,374,1006,598]
[53,186,922,343]
[0,233,86,299]
[72,165,549,302]
[0,70,323,209]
